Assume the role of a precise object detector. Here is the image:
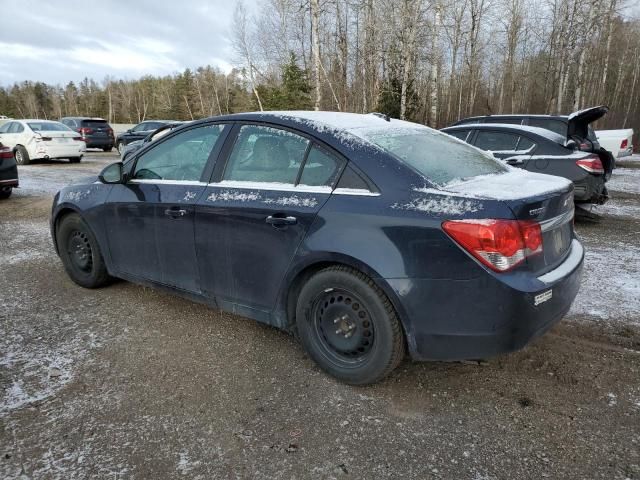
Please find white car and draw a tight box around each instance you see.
[596,129,634,158]
[0,119,86,165]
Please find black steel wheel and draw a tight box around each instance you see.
[57,213,111,288]
[296,266,405,385]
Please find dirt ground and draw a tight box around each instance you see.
[1,152,639,480]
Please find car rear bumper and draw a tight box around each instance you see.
[84,137,114,148]
[0,157,19,187]
[573,174,607,204]
[386,239,584,361]
[33,141,86,159]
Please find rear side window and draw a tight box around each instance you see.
[474,131,520,151]
[224,125,309,184]
[133,124,224,181]
[299,145,341,187]
[359,127,506,185]
[9,123,24,133]
[446,130,470,142]
[0,122,11,133]
[528,118,567,137]
[517,137,536,151]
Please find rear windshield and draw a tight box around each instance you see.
[358,127,507,185]
[81,120,109,128]
[28,122,73,132]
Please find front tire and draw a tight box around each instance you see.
[296,266,405,385]
[56,213,111,288]
[14,145,30,165]
[0,187,12,199]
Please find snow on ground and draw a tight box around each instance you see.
[591,197,640,219]
[607,167,640,194]
[568,241,640,322]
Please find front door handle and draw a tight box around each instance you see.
[165,208,188,217]
[266,215,297,226]
[506,157,524,166]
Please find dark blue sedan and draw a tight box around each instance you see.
[50,112,584,384]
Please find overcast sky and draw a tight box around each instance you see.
[0,0,244,86]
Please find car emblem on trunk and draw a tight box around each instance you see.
[529,206,545,216]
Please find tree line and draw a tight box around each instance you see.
[1,0,638,131]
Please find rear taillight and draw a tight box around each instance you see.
[107,128,114,137]
[620,139,628,150]
[0,146,12,159]
[79,127,93,135]
[442,219,543,272]
[576,156,604,174]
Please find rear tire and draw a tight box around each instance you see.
[56,213,111,288]
[0,187,12,199]
[14,145,30,165]
[296,266,405,385]
[117,142,125,154]
[69,157,82,163]
[103,147,113,152]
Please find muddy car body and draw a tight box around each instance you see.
[50,112,584,384]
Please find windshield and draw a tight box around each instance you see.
[358,127,507,185]
[28,122,73,132]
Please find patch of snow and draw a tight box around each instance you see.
[176,451,201,475]
[183,190,197,201]
[207,190,261,202]
[64,188,93,202]
[263,195,318,208]
[443,168,571,200]
[568,241,640,324]
[393,196,482,215]
[607,168,640,194]
[590,197,640,219]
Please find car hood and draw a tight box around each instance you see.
[71,174,98,185]
[567,105,608,140]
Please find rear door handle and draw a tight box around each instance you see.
[505,157,524,165]
[266,215,297,226]
[165,207,188,217]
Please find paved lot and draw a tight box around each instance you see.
[1,152,639,479]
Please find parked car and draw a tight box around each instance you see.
[0,142,18,199]
[441,123,610,208]
[120,122,189,160]
[115,120,175,154]
[59,117,115,151]
[596,129,634,158]
[0,120,86,165]
[51,112,583,385]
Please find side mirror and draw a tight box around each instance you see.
[565,139,577,150]
[99,162,125,184]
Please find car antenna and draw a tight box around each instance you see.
[369,112,391,122]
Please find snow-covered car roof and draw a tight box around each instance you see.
[445,123,566,145]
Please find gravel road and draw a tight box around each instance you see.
[1,152,639,480]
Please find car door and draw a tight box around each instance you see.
[102,123,228,292]
[195,123,344,318]
[0,122,16,147]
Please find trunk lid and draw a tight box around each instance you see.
[443,169,575,274]
[567,105,608,141]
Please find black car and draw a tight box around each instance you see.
[0,142,18,198]
[51,112,583,384]
[115,120,174,154]
[441,123,610,208]
[59,117,115,151]
[120,122,188,160]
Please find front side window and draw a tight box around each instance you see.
[224,125,309,184]
[359,127,506,185]
[133,124,224,181]
[517,137,536,151]
[474,131,519,151]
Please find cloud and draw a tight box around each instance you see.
[0,0,242,86]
